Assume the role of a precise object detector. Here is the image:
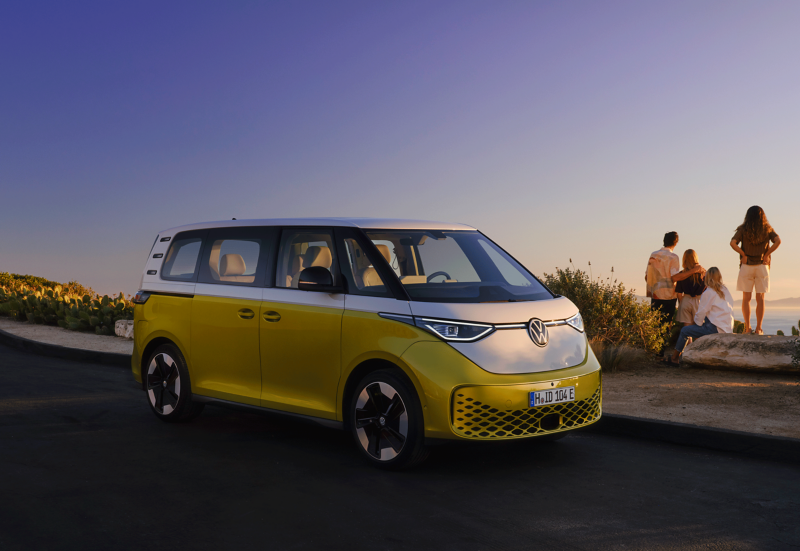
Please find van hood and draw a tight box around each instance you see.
[408,296,588,375]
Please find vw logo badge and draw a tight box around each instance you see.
[528,318,549,347]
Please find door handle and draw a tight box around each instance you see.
[238,308,255,320]
[262,310,281,323]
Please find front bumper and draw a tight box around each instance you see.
[452,370,601,439]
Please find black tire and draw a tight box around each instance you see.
[144,344,204,422]
[349,369,429,470]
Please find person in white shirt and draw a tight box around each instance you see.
[646,231,704,354]
[664,267,734,366]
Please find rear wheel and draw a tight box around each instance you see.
[145,344,204,422]
[349,369,428,470]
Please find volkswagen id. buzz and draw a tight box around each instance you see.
[132,219,601,469]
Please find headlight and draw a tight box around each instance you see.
[565,312,584,332]
[414,317,494,342]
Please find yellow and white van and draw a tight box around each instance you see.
[132,219,601,468]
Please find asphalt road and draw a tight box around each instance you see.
[1,343,798,551]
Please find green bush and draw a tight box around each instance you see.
[777,330,785,336]
[733,320,745,334]
[0,274,131,335]
[541,267,668,354]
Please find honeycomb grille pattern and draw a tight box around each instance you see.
[452,387,601,439]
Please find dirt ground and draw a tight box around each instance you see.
[603,355,800,439]
[0,317,134,354]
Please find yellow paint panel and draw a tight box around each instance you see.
[191,295,262,405]
[259,301,342,418]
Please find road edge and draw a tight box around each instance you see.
[590,413,800,464]
[1,327,798,463]
[0,327,130,368]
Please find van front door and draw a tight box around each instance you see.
[259,228,344,419]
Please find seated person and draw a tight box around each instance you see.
[664,267,733,366]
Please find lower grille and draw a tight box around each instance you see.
[452,387,601,439]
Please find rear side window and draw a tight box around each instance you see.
[197,227,271,287]
[161,233,204,281]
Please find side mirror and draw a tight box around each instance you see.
[298,266,342,293]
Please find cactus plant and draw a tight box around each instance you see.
[0,274,132,335]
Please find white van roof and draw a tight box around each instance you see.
[158,218,476,236]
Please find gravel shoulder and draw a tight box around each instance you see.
[0,317,133,355]
[603,358,800,439]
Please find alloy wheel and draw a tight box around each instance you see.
[147,353,181,415]
[354,382,409,461]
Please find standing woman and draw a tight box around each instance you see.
[730,206,781,334]
[675,250,706,327]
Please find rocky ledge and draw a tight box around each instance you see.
[682,333,798,373]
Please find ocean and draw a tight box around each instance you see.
[733,307,800,335]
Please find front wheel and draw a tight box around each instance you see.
[145,344,204,422]
[349,369,429,470]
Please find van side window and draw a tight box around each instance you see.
[276,230,337,289]
[197,228,269,286]
[161,236,203,281]
[340,238,391,297]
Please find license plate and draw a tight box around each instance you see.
[530,386,575,407]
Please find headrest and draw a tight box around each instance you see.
[305,246,332,269]
[220,254,246,276]
[374,244,392,264]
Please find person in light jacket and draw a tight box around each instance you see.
[664,267,734,366]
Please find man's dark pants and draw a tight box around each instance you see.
[651,298,677,354]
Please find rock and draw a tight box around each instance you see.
[682,333,799,373]
[115,320,134,339]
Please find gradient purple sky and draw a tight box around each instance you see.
[2,1,798,298]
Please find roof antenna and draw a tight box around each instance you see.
[232,218,237,220]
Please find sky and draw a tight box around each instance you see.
[1,1,798,299]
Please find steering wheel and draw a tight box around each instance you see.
[427,271,451,283]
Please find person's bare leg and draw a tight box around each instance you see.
[755,293,765,334]
[742,291,752,332]
[670,348,681,362]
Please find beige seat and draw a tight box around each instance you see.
[289,246,332,288]
[219,254,254,283]
[286,254,304,288]
[360,244,391,287]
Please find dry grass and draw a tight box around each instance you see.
[590,340,652,373]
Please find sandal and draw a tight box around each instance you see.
[755,328,764,335]
[662,358,680,367]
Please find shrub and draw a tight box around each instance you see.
[792,325,799,336]
[589,340,638,373]
[0,274,131,335]
[733,320,745,334]
[777,330,785,336]
[541,267,668,353]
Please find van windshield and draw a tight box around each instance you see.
[364,230,552,303]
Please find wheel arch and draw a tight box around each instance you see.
[139,336,187,390]
[340,357,426,431]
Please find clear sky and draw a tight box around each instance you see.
[1,1,798,298]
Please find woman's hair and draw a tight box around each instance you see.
[704,267,726,299]
[682,249,702,285]
[739,205,771,243]
[682,249,699,270]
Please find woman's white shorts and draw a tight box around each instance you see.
[736,264,770,293]
[676,295,701,324]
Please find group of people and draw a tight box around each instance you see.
[646,205,781,366]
